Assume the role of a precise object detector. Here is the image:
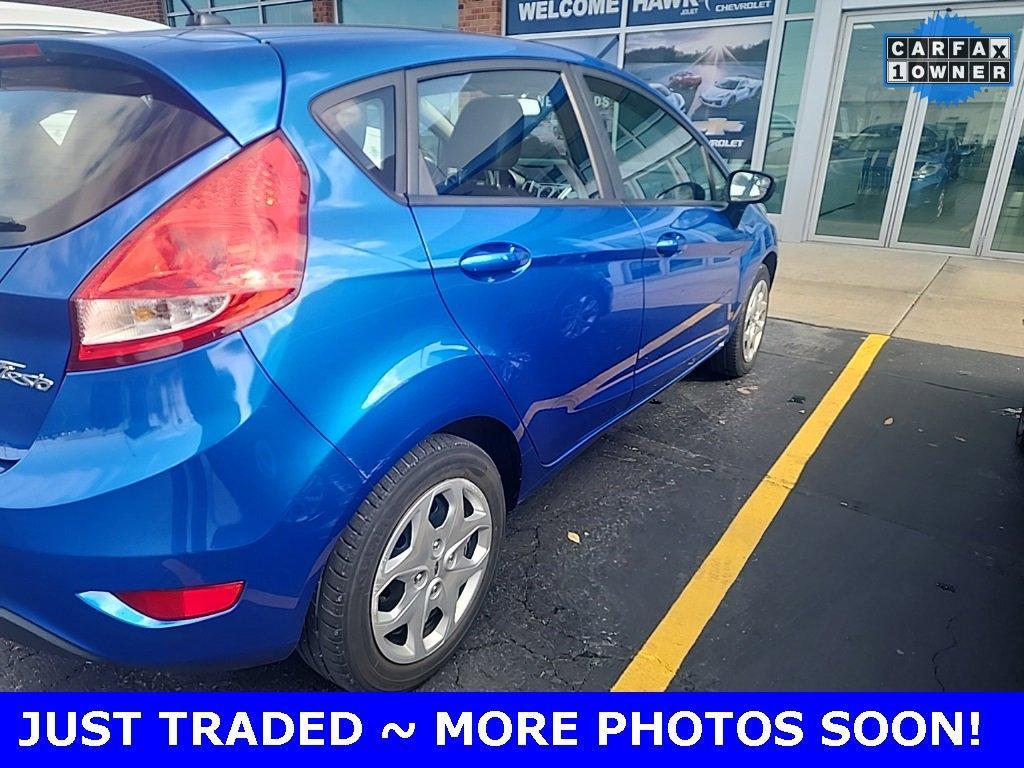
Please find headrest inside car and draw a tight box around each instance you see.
[443,96,525,174]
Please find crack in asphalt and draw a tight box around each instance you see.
[931,615,959,692]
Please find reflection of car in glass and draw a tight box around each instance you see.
[845,123,966,217]
[700,76,763,109]
[769,114,796,141]
[668,70,702,93]
[0,28,777,692]
[761,115,797,204]
[650,82,685,113]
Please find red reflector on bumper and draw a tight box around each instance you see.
[114,581,244,621]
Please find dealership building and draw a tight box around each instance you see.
[23,0,1024,260]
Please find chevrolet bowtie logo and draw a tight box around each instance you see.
[0,359,54,393]
[695,118,747,136]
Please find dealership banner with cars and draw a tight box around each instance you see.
[505,0,776,34]
[624,23,770,165]
[507,1,775,166]
[1,692,1021,764]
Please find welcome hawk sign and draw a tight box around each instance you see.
[505,0,776,36]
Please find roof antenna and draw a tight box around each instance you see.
[180,0,231,26]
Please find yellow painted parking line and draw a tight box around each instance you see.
[612,333,889,692]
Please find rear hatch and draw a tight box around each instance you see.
[0,33,281,466]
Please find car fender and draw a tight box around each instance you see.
[283,347,533,627]
[344,347,528,483]
[734,210,778,320]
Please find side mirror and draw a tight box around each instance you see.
[727,169,775,205]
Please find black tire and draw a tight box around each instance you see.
[298,434,505,691]
[711,263,772,379]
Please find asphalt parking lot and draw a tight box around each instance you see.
[1,318,1022,691]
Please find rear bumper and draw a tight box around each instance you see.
[0,335,366,670]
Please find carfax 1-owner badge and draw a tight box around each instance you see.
[885,12,1014,104]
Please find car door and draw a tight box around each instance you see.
[407,62,646,465]
[580,72,753,402]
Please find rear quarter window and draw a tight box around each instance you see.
[317,85,398,192]
[0,50,225,248]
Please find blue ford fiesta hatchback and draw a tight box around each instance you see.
[0,26,778,690]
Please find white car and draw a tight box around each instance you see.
[0,1,166,36]
[650,82,686,113]
[699,76,763,109]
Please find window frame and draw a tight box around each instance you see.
[573,66,731,209]
[309,59,734,208]
[311,70,408,202]
[403,58,620,208]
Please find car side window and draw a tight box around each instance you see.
[319,86,397,191]
[583,76,726,203]
[416,69,599,200]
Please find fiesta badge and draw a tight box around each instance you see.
[0,358,55,393]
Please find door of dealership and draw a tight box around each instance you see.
[809,5,1024,259]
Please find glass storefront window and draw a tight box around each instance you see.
[762,18,811,213]
[896,14,1024,249]
[815,21,913,240]
[166,0,314,25]
[263,1,314,23]
[787,0,814,13]
[216,7,261,23]
[991,119,1024,254]
[544,34,620,65]
[338,0,457,29]
[624,24,772,169]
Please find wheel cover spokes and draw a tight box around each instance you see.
[371,477,492,664]
[742,279,769,363]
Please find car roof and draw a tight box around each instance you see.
[241,24,624,81]
[6,25,662,146]
[43,24,625,85]
[0,1,166,33]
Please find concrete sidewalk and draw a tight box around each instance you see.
[770,242,1024,357]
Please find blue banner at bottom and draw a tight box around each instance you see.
[1,693,1017,765]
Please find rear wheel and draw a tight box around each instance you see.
[711,263,771,379]
[298,434,505,690]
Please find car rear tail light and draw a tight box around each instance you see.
[70,132,309,371]
[114,581,244,621]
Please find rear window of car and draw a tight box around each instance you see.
[0,50,225,248]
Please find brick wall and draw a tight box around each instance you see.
[311,0,335,23]
[24,0,166,24]
[458,0,501,36]
[26,1,498,32]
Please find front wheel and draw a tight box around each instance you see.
[711,263,771,379]
[298,434,505,690]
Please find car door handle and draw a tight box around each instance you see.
[656,232,686,256]
[459,243,532,277]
